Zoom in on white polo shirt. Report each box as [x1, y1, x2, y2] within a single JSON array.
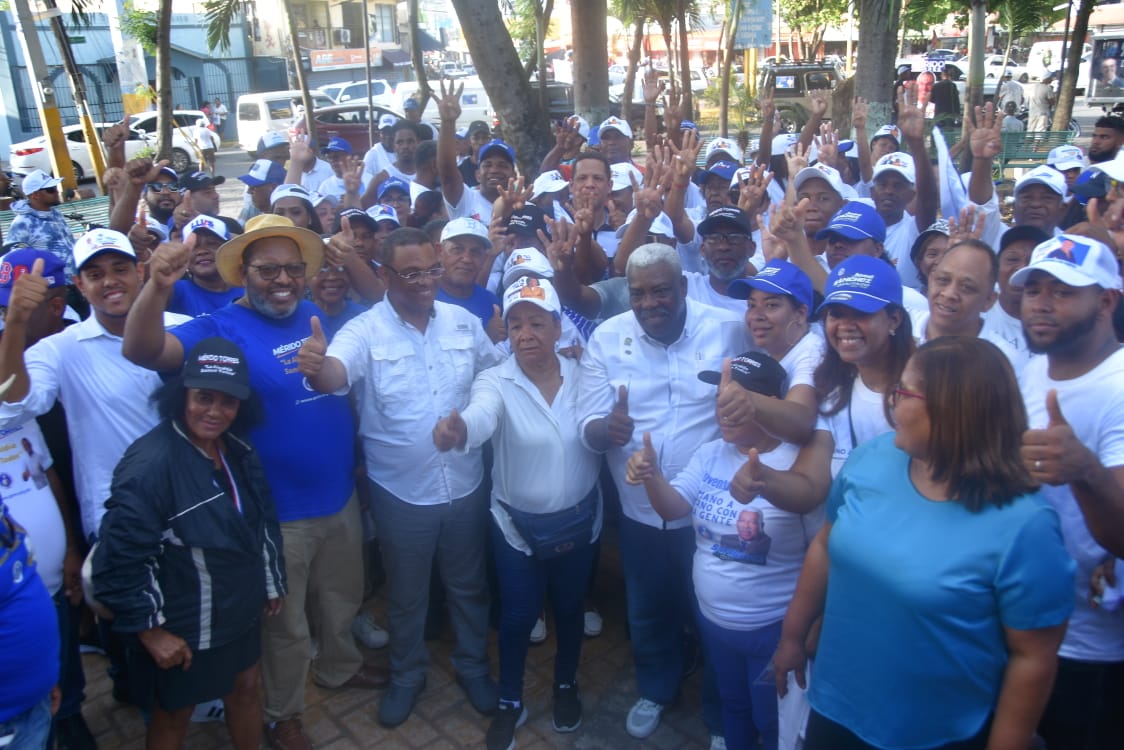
[[578, 298, 750, 528]]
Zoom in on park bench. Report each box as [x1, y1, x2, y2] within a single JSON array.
[[995, 130, 1077, 178], [0, 195, 112, 244]]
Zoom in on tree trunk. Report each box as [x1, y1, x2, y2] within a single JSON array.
[[718, 18, 731, 135], [449, 0, 548, 173], [622, 18, 645, 125], [1053, 0, 1095, 131], [662, 27, 676, 91], [855, 0, 902, 129], [677, 1, 692, 116], [966, 0, 987, 115], [155, 0, 173, 162], [283, 0, 315, 139], [408, 0, 431, 110], [571, 0, 611, 125]]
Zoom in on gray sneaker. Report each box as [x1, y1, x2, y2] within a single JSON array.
[[378, 680, 425, 727]]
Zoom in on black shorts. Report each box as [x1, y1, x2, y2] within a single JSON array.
[[127, 624, 261, 713]]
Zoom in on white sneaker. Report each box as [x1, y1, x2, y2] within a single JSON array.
[[710, 734, 728, 750], [625, 697, 664, 738], [583, 608, 603, 637], [310, 638, 320, 661], [190, 698, 225, 723], [352, 611, 390, 649], [530, 616, 547, 644]]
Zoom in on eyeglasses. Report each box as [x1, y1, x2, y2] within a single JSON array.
[[248, 262, 307, 280], [890, 383, 926, 406], [703, 232, 751, 246], [445, 244, 487, 257], [384, 265, 444, 282], [147, 182, 182, 193]]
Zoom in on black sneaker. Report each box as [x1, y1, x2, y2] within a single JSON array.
[[552, 682, 582, 733], [485, 701, 527, 750]]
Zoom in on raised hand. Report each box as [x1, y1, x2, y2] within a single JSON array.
[[625, 431, 660, 485], [737, 164, 773, 214], [947, 205, 985, 244], [101, 119, 131, 151], [716, 358, 756, 427], [437, 78, 464, 123], [969, 102, 1002, 160], [148, 233, 194, 290], [784, 143, 810, 180], [1022, 390, 1095, 486], [896, 85, 924, 141], [606, 384, 634, 447], [125, 157, 168, 188], [642, 68, 664, 105], [809, 90, 828, 118], [290, 133, 315, 167], [758, 208, 788, 262], [485, 304, 506, 344], [815, 124, 840, 169], [173, 189, 197, 229], [297, 316, 328, 378], [758, 93, 776, 126], [433, 408, 468, 451], [669, 128, 702, 186], [4, 258, 49, 327], [852, 97, 869, 130], [325, 215, 358, 267], [571, 194, 595, 237], [543, 218, 577, 273], [731, 448, 768, 504], [127, 203, 154, 260], [496, 176, 533, 214], [342, 157, 364, 195], [769, 198, 810, 244]]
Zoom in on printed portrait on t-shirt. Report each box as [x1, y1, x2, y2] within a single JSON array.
[[20, 436, 48, 490], [714, 508, 772, 565]]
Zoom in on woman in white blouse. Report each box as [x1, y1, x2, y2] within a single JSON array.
[[432, 277, 600, 750]]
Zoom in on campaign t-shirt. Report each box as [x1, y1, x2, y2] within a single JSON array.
[[818, 375, 894, 478], [437, 285, 501, 328], [168, 280, 244, 318], [0, 421, 64, 595], [685, 272, 747, 315], [671, 439, 821, 631], [778, 329, 826, 393], [171, 300, 355, 522], [317, 300, 368, 341]]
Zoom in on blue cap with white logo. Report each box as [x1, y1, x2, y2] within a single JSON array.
[[816, 255, 903, 315], [815, 201, 887, 243], [728, 260, 814, 312]]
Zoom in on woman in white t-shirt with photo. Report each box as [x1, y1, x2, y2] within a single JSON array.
[[626, 351, 833, 750]]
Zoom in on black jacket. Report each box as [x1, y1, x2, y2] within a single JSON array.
[[93, 419, 286, 650]]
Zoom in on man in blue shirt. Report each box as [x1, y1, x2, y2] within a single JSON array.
[[436, 217, 504, 342], [122, 214, 388, 750]]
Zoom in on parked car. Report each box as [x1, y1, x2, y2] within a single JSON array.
[[236, 90, 336, 152], [926, 49, 962, 62], [9, 123, 151, 181], [757, 60, 845, 132], [128, 109, 210, 173], [307, 103, 407, 153], [317, 83, 348, 102], [332, 79, 396, 108], [608, 64, 628, 86]]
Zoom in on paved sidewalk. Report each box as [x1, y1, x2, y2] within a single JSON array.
[[79, 535, 713, 749]]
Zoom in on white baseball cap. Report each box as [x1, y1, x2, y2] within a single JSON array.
[[1010, 234, 1123, 290], [872, 152, 916, 184], [1015, 165, 1067, 197], [440, 217, 492, 249], [378, 113, 399, 129], [21, 169, 63, 195], [73, 228, 136, 271], [568, 115, 591, 140], [184, 214, 232, 242], [532, 169, 569, 196], [269, 183, 313, 206], [503, 276, 561, 319], [502, 248, 554, 288], [871, 124, 902, 146], [1047, 145, 1085, 173], [611, 162, 644, 192], [794, 163, 849, 198], [365, 204, 400, 227], [704, 137, 743, 164], [598, 116, 633, 140], [615, 209, 674, 240]]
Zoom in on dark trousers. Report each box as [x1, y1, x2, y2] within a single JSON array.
[[806, 710, 990, 750], [1038, 657, 1124, 750]]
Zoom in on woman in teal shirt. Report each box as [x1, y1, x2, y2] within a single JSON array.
[[776, 336, 1075, 749]]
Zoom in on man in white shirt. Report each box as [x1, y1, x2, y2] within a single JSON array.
[[298, 227, 505, 728], [285, 135, 336, 194], [869, 150, 938, 291], [793, 163, 857, 260], [362, 113, 399, 177], [578, 243, 748, 739], [1015, 233, 1124, 749], [691, 206, 762, 314]]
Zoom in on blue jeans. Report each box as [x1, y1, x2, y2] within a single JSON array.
[[617, 516, 694, 705], [696, 611, 783, 750], [491, 520, 596, 701], [0, 695, 52, 750], [53, 592, 85, 720]]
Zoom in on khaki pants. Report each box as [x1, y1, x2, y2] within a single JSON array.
[[261, 494, 364, 721]]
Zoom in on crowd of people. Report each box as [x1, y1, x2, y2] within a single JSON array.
[[0, 70, 1122, 750]]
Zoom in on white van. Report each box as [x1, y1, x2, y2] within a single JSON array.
[[236, 90, 336, 151], [1027, 41, 1092, 92], [395, 77, 492, 129]]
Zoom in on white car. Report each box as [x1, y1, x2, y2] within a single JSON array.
[[9, 123, 152, 181], [331, 79, 397, 109], [608, 64, 628, 86], [128, 110, 211, 173]]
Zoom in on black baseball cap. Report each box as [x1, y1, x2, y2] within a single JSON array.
[[178, 171, 226, 191], [507, 205, 549, 238], [698, 351, 786, 398], [697, 206, 753, 236], [183, 337, 251, 400]]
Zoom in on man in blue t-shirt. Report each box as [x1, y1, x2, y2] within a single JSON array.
[[168, 214, 244, 317], [121, 214, 388, 749], [436, 217, 505, 343]]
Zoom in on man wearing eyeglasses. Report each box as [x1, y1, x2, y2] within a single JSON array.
[[298, 226, 505, 728], [123, 213, 388, 750], [6, 170, 76, 276], [142, 165, 182, 226], [690, 207, 763, 314]]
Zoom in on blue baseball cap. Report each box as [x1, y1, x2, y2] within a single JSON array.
[[695, 160, 740, 185], [239, 159, 286, 187], [587, 125, 600, 148], [680, 120, 699, 132], [727, 260, 813, 312], [0, 248, 67, 306], [478, 139, 516, 164], [815, 201, 887, 243], [322, 137, 353, 155], [377, 178, 411, 200], [816, 255, 903, 315]]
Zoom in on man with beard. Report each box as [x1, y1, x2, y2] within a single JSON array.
[[1014, 233, 1124, 750], [688, 207, 761, 313], [143, 165, 182, 226], [6, 171, 75, 275], [578, 242, 748, 740], [436, 217, 504, 342], [167, 215, 244, 316], [122, 214, 387, 750], [297, 227, 504, 728], [436, 81, 516, 227], [1088, 116, 1124, 164], [171, 171, 238, 236]]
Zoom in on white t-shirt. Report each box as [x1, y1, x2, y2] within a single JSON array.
[[982, 304, 1037, 373], [913, 312, 1024, 372], [363, 143, 392, 176], [317, 173, 371, 200], [300, 159, 335, 194], [883, 213, 922, 291], [445, 187, 495, 225], [778, 329, 826, 393], [671, 439, 824, 630], [818, 375, 894, 478], [1020, 348, 1124, 662], [1, 420, 64, 595], [686, 272, 748, 315]]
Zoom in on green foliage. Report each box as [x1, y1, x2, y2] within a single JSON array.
[[699, 81, 757, 127], [778, 0, 848, 41], [120, 2, 157, 54], [203, 0, 242, 52]]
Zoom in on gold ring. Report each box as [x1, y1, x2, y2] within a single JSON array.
[[1035, 459, 1042, 470]]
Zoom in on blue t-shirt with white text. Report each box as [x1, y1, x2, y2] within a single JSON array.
[[168, 280, 244, 318]]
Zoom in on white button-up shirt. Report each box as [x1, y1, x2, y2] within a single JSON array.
[[328, 299, 505, 504], [459, 354, 602, 554], [0, 313, 188, 537], [579, 298, 750, 528]]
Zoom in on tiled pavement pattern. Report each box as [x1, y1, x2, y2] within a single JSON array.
[[79, 534, 712, 749]]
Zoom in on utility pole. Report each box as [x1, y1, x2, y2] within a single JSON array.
[[11, 0, 78, 190]]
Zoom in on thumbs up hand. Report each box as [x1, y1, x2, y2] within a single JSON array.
[[485, 304, 506, 344], [626, 431, 661, 485], [5, 257, 49, 327], [433, 408, 468, 452], [731, 448, 768, 504], [1022, 389, 1094, 486], [606, 384, 635, 447], [716, 358, 755, 428], [297, 316, 328, 377]]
